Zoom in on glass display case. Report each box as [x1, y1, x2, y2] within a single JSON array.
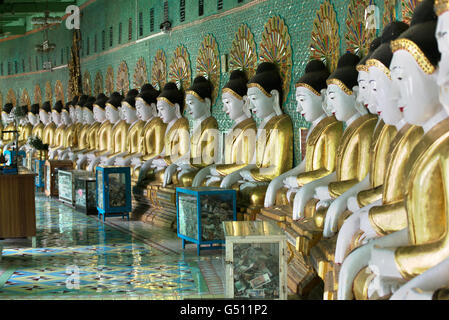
[[176, 187, 237, 256], [223, 221, 287, 300], [96, 166, 131, 221], [26, 150, 34, 171], [75, 176, 97, 215], [34, 159, 45, 189], [44, 160, 73, 197], [3, 150, 26, 167], [58, 170, 93, 206]]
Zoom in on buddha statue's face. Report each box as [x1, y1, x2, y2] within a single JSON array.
[[51, 111, 61, 125], [369, 67, 403, 125], [118, 106, 125, 120], [1, 111, 11, 123], [186, 94, 210, 121], [69, 106, 76, 123], [157, 100, 177, 124], [122, 102, 137, 124], [390, 51, 440, 126], [357, 71, 372, 112], [222, 92, 245, 121], [39, 110, 50, 125], [296, 86, 324, 122], [83, 109, 94, 124], [28, 113, 39, 126], [247, 87, 277, 119], [326, 84, 357, 122], [436, 12, 449, 114], [136, 98, 152, 121], [61, 111, 71, 126], [93, 106, 106, 122], [105, 104, 120, 123], [75, 106, 83, 123]]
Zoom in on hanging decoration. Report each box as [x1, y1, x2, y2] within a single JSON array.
[[151, 49, 167, 91], [310, 0, 340, 72], [83, 71, 92, 96], [105, 66, 115, 96], [116, 61, 130, 96], [34, 85, 42, 105], [229, 24, 257, 79], [68, 30, 82, 99], [402, 0, 421, 24], [133, 57, 148, 90], [345, 0, 377, 58], [260, 16, 293, 104], [196, 34, 221, 104], [169, 45, 192, 91], [54, 80, 64, 104], [94, 71, 104, 97]]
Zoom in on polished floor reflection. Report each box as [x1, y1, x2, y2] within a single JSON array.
[[0, 195, 225, 300]]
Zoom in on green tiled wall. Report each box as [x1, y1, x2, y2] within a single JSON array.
[[0, 0, 403, 165]]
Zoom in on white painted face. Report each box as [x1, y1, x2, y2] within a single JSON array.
[[69, 106, 76, 123], [357, 71, 372, 112], [93, 106, 106, 122], [118, 106, 125, 120], [105, 104, 120, 123], [51, 111, 61, 125], [185, 94, 210, 120], [368, 67, 403, 125], [83, 109, 94, 124], [39, 110, 50, 125], [2, 111, 11, 123], [247, 86, 276, 119], [222, 92, 245, 121], [121, 102, 137, 124], [61, 111, 71, 126], [136, 98, 151, 121], [75, 106, 83, 123], [436, 12, 449, 114], [157, 100, 177, 124], [28, 113, 39, 126], [296, 86, 324, 122], [326, 84, 357, 122], [390, 51, 440, 126]]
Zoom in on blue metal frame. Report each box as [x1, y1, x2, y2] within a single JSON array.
[[96, 166, 131, 222], [176, 187, 237, 256], [34, 159, 45, 188], [3, 149, 26, 166]]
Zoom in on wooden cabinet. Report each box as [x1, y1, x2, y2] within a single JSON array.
[[0, 173, 36, 238]]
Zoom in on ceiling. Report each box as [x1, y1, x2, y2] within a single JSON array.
[[0, 0, 83, 37]]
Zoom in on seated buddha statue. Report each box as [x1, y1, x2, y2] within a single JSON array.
[[219, 62, 293, 213], [116, 84, 166, 173], [48, 101, 66, 160], [338, 0, 449, 299], [0, 103, 15, 152], [137, 82, 189, 187], [40, 101, 56, 150], [29, 103, 44, 140], [291, 53, 378, 233], [86, 92, 124, 171], [192, 70, 256, 188], [71, 94, 110, 166], [162, 76, 219, 188], [100, 89, 140, 166], [320, 22, 410, 239], [16, 105, 33, 148], [57, 101, 76, 160], [263, 60, 341, 212]]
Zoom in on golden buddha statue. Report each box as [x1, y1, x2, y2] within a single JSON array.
[[29, 104, 44, 140], [40, 101, 56, 148], [219, 62, 294, 215], [48, 101, 66, 160], [0, 103, 15, 153], [16, 105, 33, 149], [162, 76, 219, 188]]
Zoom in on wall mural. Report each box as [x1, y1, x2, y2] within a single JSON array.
[[383, 0, 397, 28], [45, 81, 52, 104], [345, 0, 377, 58], [260, 16, 293, 104], [7, 88, 17, 107], [105, 66, 115, 96], [229, 24, 257, 79], [133, 57, 148, 90], [402, 0, 422, 24], [94, 71, 104, 97], [151, 49, 167, 91], [116, 61, 130, 96], [34, 85, 42, 105], [169, 45, 192, 91], [196, 34, 221, 105], [310, 0, 340, 72], [67, 80, 73, 102], [55, 80, 65, 104], [83, 70, 92, 96], [20, 88, 31, 110]]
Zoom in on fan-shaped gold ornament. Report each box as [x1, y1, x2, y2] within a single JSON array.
[[94, 72, 104, 97], [196, 34, 221, 104], [55, 80, 65, 104], [83, 71, 92, 96], [260, 16, 293, 104], [133, 57, 148, 90], [151, 50, 167, 91], [116, 61, 130, 96], [169, 45, 192, 91], [45, 81, 52, 104], [34, 85, 42, 105], [383, 0, 397, 28], [229, 24, 257, 79], [7, 88, 17, 107], [345, 0, 377, 57], [402, 0, 421, 24], [20, 89, 31, 110], [105, 66, 115, 96], [67, 80, 73, 102], [310, 1, 340, 72]]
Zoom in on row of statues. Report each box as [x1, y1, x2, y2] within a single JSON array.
[[2, 0, 449, 300]]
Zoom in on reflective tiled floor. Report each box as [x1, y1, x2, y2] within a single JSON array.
[[0, 194, 225, 300]]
